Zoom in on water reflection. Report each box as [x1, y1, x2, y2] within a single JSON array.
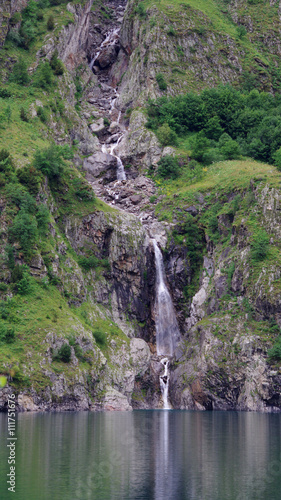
[[0, 411, 280, 500]]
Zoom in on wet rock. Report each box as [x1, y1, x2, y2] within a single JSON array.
[[89, 117, 106, 135], [96, 44, 120, 69], [83, 152, 117, 183]]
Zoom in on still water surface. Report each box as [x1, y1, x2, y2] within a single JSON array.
[[0, 410, 280, 500]]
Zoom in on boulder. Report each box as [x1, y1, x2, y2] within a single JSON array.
[[83, 152, 117, 183], [95, 44, 119, 69]]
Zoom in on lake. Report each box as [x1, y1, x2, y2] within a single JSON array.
[[0, 410, 280, 499]]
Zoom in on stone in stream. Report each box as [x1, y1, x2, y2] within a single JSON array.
[[83, 152, 117, 183]]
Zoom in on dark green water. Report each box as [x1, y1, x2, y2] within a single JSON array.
[[0, 410, 280, 500]]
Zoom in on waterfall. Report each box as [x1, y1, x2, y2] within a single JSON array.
[[152, 239, 181, 357], [89, 28, 126, 182], [152, 239, 181, 409], [160, 358, 171, 410]]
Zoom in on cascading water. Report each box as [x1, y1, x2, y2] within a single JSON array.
[[89, 28, 126, 182], [152, 239, 181, 409], [160, 358, 171, 410]]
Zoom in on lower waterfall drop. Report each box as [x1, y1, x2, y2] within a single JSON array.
[[160, 358, 171, 410], [152, 239, 181, 409]]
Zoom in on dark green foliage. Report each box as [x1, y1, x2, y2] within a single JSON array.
[[251, 231, 269, 261], [92, 329, 107, 347], [37, 106, 48, 123], [50, 50, 64, 75], [237, 25, 247, 39], [37, 11, 44, 21], [135, 2, 146, 18], [0, 322, 15, 344], [167, 26, 175, 36], [33, 62, 54, 89], [33, 144, 64, 179], [36, 204, 50, 235], [226, 262, 235, 289], [156, 73, 167, 91], [47, 15, 55, 30], [9, 211, 38, 257], [0, 150, 15, 179], [147, 86, 281, 165], [103, 117, 110, 127], [5, 184, 37, 213], [20, 107, 29, 122], [16, 165, 42, 194], [9, 59, 30, 85], [5, 245, 15, 270], [0, 283, 8, 292], [0, 301, 9, 319], [157, 155, 180, 179], [53, 343, 71, 363], [78, 256, 100, 270], [0, 88, 12, 99], [73, 177, 94, 201], [268, 337, 281, 361], [9, 12, 21, 26], [156, 123, 178, 146]]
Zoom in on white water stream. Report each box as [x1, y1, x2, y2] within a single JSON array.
[[152, 239, 181, 409], [90, 28, 126, 182]]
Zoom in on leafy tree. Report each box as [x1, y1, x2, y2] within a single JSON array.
[[33, 62, 54, 89], [156, 73, 167, 91], [8, 211, 38, 257], [251, 231, 269, 261], [156, 123, 178, 146], [47, 15, 55, 31], [16, 165, 42, 194], [157, 155, 180, 179], [190, 131, 211, 163], [33, 144, 64, 179], [53, 344, 71, 363], [9, 58, 30, 85], [50, 50, 64, 75]]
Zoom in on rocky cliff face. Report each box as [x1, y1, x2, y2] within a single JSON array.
[[0, 0, 281, 413]]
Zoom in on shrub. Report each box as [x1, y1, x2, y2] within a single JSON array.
[[9, 12, 21, 26], [5, 184, 36, 213], [20, 107, 29, 122], [37, 106, 48, 123], [33, 62, 54, 89], [135, 2, 146, 17], [251, 231, 269, 262], [16, 165, 42, 194], [37, 11, 44, 21], [33, 144, 64, 179], [103, 117, 110, 127], [78, 256, 99, 270], [47, 15, 55, 30], [0, 150, 15, 175], [268, 337, 281, 361], [53, 344, 71, 363], [0, 88, 12, 98], [36, 204, 50, 235], [0, 323, 15, 344], [8, 211, 38, 257], [156, 123, 178, 147], [92, 329, 107, 347], [167, 26, 175, 36], [50, 50, 64, 75], [0, 283, 8, 292], [9, 58, 30, 85], [17, 272, 33, 295], [5, 245, 15, 270], [237, 25, 247, 39], [156, 73, 167, 91], [157, 155, 180, 179]]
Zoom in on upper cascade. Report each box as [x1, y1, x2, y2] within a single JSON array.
[[152, 239, 181, 357]]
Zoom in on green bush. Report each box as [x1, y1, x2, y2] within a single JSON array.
[[78, 256, 99, 270], [20, 107, 29, 122], [9, 12, 21, 26], [37, 106, 48, 123], [268, 337, 281, 361], [16, 165, 42, 194], [53, 343, 71, 363], [0, 88, 12, 98], [5, 184, 37, 213], [251, 231, 269, 261], [157, 155, 180, 179], [135, 2, 146, 17], [0, 323, 15, 344], [33, 62, 54, 89], [36, 204, 50, 235], [47, 15, 55, 30], [50, 50, 64, 75], [9, 58, 30, 85], [156, 123, 178, 147], [156, 73, 167, 91], [8, 211, 38, 257], [0, 283, 8, 292], [33, 144, 64, 179], [92, 329, 107, 347]]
